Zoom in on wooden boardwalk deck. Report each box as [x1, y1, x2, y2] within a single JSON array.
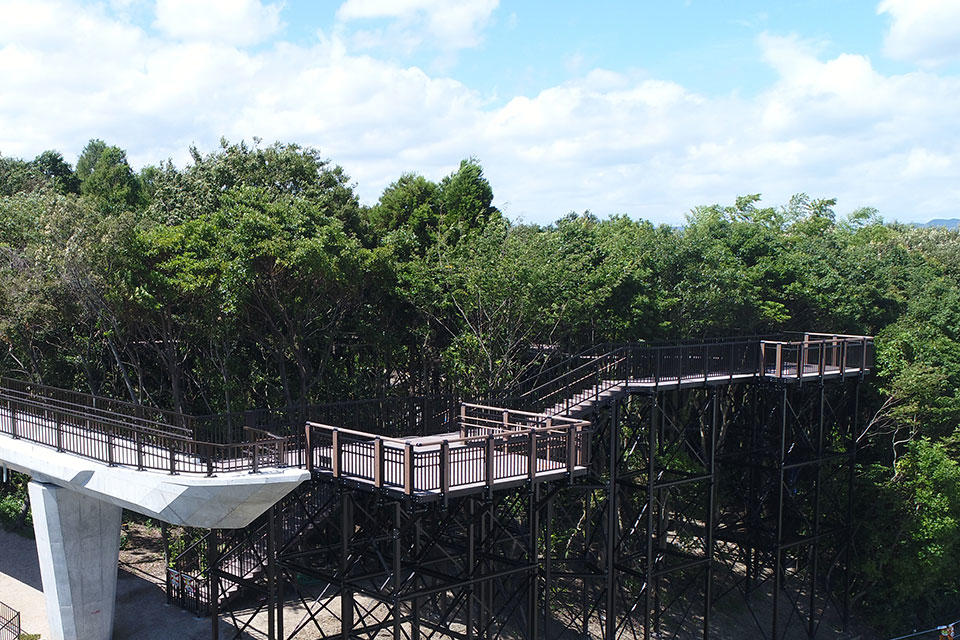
[[306, 405, 591, 500], [549, 364, 868, 417]]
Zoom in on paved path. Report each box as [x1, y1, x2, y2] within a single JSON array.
[[0, 529, 251, 639]]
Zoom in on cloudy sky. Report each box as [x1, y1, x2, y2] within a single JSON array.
[[1, 0, 958, 224]]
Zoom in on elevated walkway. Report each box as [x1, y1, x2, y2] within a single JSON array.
[[305, 403, 591, 500], [514, 333, 872, 417], [0, 332, 873, 640]]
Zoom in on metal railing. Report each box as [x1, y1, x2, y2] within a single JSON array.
[[191, 395, 458, 444], [0, 333, 872, 479], [305, 405, 590, 495], [0, 601, 20, 640], [0, 383, 296, 476], [514, 334, 874, 414], [760, 334, 874, 379]]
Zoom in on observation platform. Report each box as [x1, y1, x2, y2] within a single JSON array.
[[519, 333, 874, 417], [305, 404, 591, 500]]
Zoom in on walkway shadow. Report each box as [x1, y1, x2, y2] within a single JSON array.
[[0, 528, 42, 590]]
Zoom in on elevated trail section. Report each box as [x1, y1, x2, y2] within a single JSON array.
[[305, 404, 591, 501], [512, 332, 873, 418], [0, 378, 309, 529], [0, 333, 873, 513], [0, 332, 874, 640]]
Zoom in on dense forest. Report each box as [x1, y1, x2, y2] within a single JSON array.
[[1, 139, 958, 633]]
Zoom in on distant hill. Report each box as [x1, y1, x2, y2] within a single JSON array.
[[917, 218, 960, 229]]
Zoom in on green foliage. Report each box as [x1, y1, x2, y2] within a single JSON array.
[[856, 441, 960, 630], [78, 142, 142, 211], [0, 471, 32, 534], [2, 140, 960, 631]]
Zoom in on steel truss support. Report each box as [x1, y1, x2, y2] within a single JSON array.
[[200, 379, 860, 640], [539, 378, 860, 640], [256, 487, 548, 640]]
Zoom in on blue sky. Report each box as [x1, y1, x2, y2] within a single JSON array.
[[1, 0, 959, 224]]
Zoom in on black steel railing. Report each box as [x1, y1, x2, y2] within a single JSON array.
[[0, 601, 20, 640], [0, 383, 296, 476], [0, 333, 873, 478], [513, 334, 874, 414], [167, 482, 337, 616], [306, 405, 590, 495]]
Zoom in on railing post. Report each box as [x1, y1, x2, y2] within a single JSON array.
[[206, 443, 214, 477], [528, 430, 538, 482], [655, 346, 662, 389], [703, 343, 709, 382], [404, 442, 414, 495], [503, 409, 510, 431], [251, 441, 259, 474], [566, 426, 575, 476], [9, 401, 17, 439], [730, 342, 735, 382], [802, 333, 809, 371], [374, 438, 384, 488], [305, 426, 313, 473], [107, 427, 115, 466], [332, 429, 341, 478], [169, 440, 177, 475], [135, 430, 144, 471], [759, 342, 766, 378], [440, 440, 450, 495], [486, 435, 495, 489], [819, 343, 826, 377], [53, 415, 63, 451], [775, 344, 783, 378], [840, 341, 847, 376], [679, 345, 686, 387], [862, 338, 868, 372], [545, 418, 553, 463]]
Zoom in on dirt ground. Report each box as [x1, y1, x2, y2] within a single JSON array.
[[2, 522, 883, 640], [0, 526, 245, 640]]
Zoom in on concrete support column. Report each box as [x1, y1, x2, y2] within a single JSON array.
[[28, 481, 122, 640]]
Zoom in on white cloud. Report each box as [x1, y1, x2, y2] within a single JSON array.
[[336, 0, 499, 53], [1, 0, 960, 224], [154, 0, 283, 46], [878, 0, 960, 66]]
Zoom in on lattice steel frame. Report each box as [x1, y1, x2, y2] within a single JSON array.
[[540, 376, 862, 640], [201, 375, 862, 640]]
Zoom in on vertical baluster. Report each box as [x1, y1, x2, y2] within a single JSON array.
[[528, 430, 537, 481], [486, 435, 494, 488], [55, 414, 63, 452], [375, 438, 384, 488], [332, 429, 341, 478], [169, 438, 177, 475], [440, 440, 450, 494]]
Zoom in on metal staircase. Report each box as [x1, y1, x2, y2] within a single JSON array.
[[167, 482, 336, 616]]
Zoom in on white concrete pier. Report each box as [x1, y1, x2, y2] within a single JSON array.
[[29, 481, 122, 640], [0, 428, 308, 640]]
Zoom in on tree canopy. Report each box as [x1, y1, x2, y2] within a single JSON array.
[[0, 138, 957, 632]]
